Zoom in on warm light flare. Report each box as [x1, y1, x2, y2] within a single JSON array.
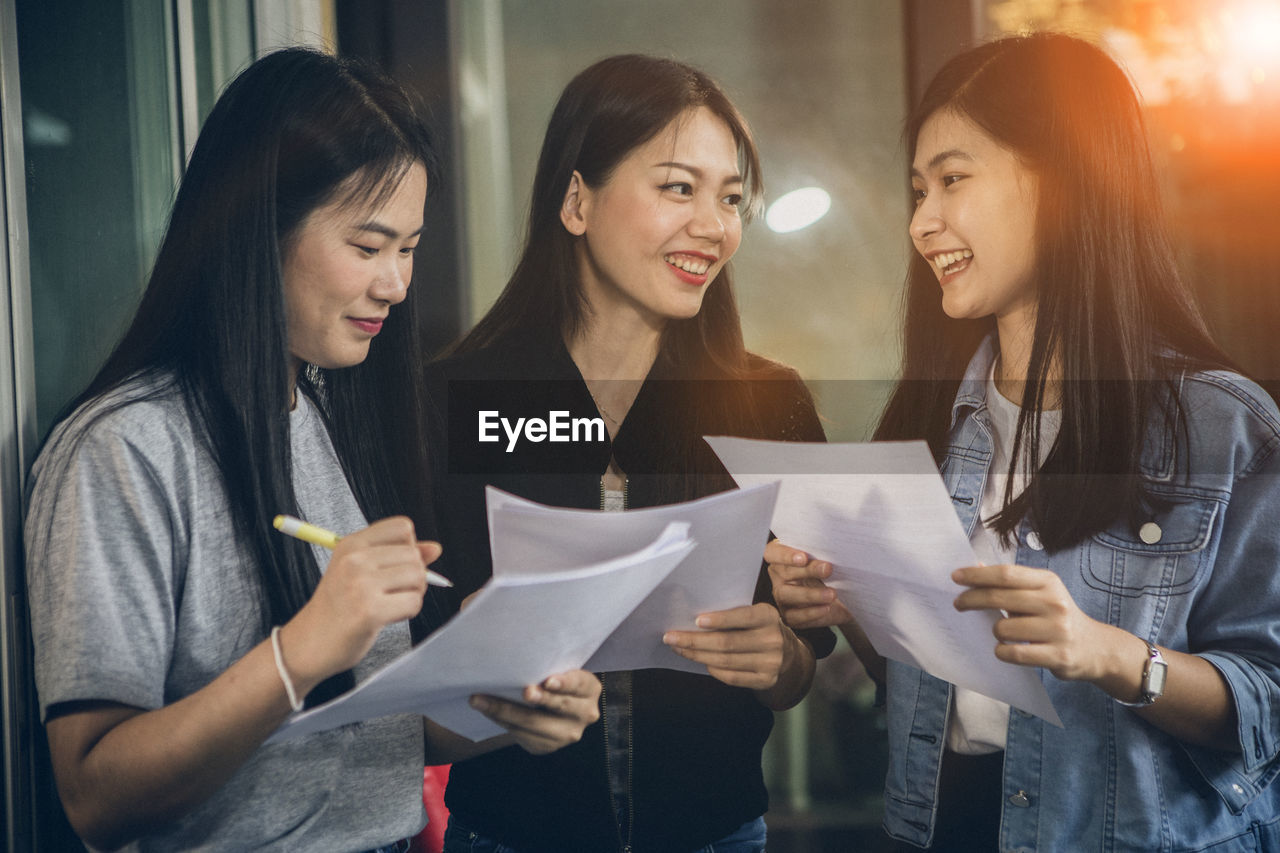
[[1223, 3, 1280, 69]]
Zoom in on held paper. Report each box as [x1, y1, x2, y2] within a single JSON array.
[[705, 436, 1061, 726], [485, 481, 780, 674], [269, 522, 694, 743]]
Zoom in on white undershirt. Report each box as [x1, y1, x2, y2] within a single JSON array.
[[946, 364, 1061, 754]]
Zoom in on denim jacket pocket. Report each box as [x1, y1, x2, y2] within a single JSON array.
[[1083, 495, 1220, 598]]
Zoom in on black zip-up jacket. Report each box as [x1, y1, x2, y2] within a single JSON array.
[[422, 331, 835, 853]]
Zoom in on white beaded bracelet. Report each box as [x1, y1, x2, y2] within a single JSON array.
[[270, 626, 304, 712]]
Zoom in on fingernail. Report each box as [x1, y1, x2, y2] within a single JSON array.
[[824, 589, 836, 602], [792, 552, 806, 565], [545, 677, 561, 690], [662, 632, 673, 644], [696, 615, 710, 628]]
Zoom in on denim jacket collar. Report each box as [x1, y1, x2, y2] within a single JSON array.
[[950, 336, 998, 432]]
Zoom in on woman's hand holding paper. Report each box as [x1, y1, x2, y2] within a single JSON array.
[[765, 539, 885, 683], [662, 601, 815, 710], [950, 563, 1110, 682], [765, 540, 849, 630], [662, 603, 791, 689], [469, 670, 602, 755]]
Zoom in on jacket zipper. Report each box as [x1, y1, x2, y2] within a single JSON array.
[[597, 474, 629, 510], [600, 474, 633, 852], [624, 680, 634, 852], [600, 678, 634, 853]]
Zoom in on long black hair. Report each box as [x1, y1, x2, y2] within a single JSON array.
[[58, 47, 442, 704], [876, 33, 1232, 549], [449, 53, 764, 380]]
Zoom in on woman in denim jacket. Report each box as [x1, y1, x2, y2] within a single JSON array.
[[768, 33, 1280, 851]]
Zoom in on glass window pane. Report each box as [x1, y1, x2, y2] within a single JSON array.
[[193, 0, 255, 123], [17, 0, 255, 436], [18, 0, 177, 435]]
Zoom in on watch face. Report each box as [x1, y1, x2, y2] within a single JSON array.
[[1148, 659, 1168, 697]]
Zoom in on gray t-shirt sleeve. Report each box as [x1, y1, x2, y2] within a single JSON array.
[[26, 397, 193, 719]]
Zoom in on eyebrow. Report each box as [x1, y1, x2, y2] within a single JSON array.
[[654, 161, 744, 185], [352, 222, 425, 239], [910, 148, 975, 178]]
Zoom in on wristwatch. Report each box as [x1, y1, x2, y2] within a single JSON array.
[[1118, 640, 1167, 707]]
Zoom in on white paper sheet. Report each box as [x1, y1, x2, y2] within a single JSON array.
[[485, 481, 780, 674], [705, 436, 1062, 726], [268, 522, 695, 743]]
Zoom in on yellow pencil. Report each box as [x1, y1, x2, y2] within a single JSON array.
[[272, 514, 453, 588]]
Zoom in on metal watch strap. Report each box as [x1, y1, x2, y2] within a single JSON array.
[[1116, 640, 1167, 708]]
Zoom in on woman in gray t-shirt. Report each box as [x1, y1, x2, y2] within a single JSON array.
[[24, 48, 600, 853]]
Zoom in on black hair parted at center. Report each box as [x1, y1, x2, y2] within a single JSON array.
[[55, 47, 443, 706]]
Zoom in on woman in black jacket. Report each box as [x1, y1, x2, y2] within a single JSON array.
[[426, 54, 833, 853]]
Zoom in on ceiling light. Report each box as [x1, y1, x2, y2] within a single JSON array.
[[765, 186, 831, 234]]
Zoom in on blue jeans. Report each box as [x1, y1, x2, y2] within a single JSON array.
[[693, 815, 768, 852], [442, 815, 767, 852]]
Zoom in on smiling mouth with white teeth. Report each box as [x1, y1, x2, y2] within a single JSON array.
[[665, 253, 713, 276], [933, 249, 973, 275]]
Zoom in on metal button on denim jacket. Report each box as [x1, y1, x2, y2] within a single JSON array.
[[882, 338, 1280, 852]]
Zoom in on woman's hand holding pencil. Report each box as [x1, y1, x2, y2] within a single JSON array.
[[271, 516, 445, 694], [274, 514, 452, 587]]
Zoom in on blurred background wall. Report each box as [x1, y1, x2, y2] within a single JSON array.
[[2, 0, 1277, 849]]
